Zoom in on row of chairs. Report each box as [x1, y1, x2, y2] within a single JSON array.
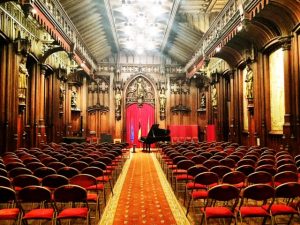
[[158, 141, 300, 224], [0, 184, 92, 225]]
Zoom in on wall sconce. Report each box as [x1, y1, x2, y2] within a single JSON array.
[[14, 31, 31, 55]]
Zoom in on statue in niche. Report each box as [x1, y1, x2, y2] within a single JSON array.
[[245, 65, 254, 99], [115, 88, 122, 111], [18, 56, 29, 102], [200, 93, 206, 109], [211, 84, 217, 109], [159, 89, 166, 112], [136, 77, 145, 99], [71, 86, 78, 110]]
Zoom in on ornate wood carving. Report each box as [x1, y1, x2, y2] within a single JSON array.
[[170, 77, 191, 114], [87, 75, 110, 113], [126, 76, 155, 106]]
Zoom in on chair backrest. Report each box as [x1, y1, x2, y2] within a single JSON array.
[[61, 157, 78, 166], [9, 167, 33, 178], [69, 174, 97, 189], [187, 165, 208, 177], [0, 168, 8, 177], [208, 184, 240, 202], [277, 163, 297, 173], [247, 171, 273, 185], [194, 172, 219, 186], [236, 165, 255, 176], [54, 184, 87, 202], [47, 161, 66, 171], [81, 166, 104, 177], [0, 175, 11, 187], [255, 165, 277, 176], [275, 182, 300, 199], [222, 171, 246, 185], [12, 174, 40, 188], [5, 162, 25, 171], [243, 184, 275, 201], [176, 160, 195, 170], [237, 159, 256, 167], [57, 166, 79, 178], [210, 165, 232, 179], [89, 161, 107, 170], [0, 186, 17, 203], [70, 161, 89, 171], [26, 162, 45, 172], [257, 159, 275, 167], [274, 171, 298, 185], [41, 174, 69, 189], [191, 155, 206, 165], [219, 158, 236, 168], [18, 185, 51, 202], [34, 167, 57, 178], [203, 159, 220, 169]]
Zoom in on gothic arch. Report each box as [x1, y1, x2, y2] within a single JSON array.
[[123, 73, 157, 107]]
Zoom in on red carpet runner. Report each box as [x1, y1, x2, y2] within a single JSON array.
[[99, 151, 190, 225], [112, 152, 176, 225]]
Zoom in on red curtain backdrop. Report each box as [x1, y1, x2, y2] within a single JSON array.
[[126, 103, 155, 147]]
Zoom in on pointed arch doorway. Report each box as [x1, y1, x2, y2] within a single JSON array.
[[125, 75, 156, 147]]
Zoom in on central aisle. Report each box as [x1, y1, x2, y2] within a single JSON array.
[[99, 151, 190, 225]]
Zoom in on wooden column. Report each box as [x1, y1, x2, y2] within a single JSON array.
[[38, 64, 47, 145], [229, 71, 235, 142], [280, 36, 295, 151]]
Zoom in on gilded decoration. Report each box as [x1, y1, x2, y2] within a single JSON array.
[[126, 76, 155, 106]]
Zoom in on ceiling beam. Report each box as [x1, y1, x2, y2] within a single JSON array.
[[160, 0, 182, 51]]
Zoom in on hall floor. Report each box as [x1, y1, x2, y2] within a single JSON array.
[[99, 149, 190, 225]]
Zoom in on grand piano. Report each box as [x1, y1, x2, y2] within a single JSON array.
[[140, 124, 171, 152]]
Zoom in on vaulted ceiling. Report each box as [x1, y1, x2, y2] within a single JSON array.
[[58, 0, 228, 66]]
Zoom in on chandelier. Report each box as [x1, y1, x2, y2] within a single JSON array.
[[121, 0, 165, 54]]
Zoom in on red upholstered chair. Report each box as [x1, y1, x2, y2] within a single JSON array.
[[200, 184, 240, 225], [236, 165, 255, 176], [5, 162, 25, 171], [186, 172, 219, 216], [57, 166, 79, 179], [47, 161, 66, 171], [210, 165, 232, 181], [0, 175, 12, 187], [273, 171, 298, 187], [18, 186, 55, 224], [238, 184, 275, 224], [26, 162, 45, 172], [69, 174, 102, 219], [219, 158, 236, 169], [70, 161, 89, 172], [12, 174, 40, 191], [33, 167, 56, 180], [203, 159, 220, 169], [41, 174, 69, 192], [8, 167, 33, 178], [247, 171, 273, 186], [0, 186, 21, 223], [277, 164, 297, 173], [173, 160, 195, 195], [54, 184, 91, 225], [237, 159, 256, 167], [266, 182, 300, 225], [222, 171, 246, 189]]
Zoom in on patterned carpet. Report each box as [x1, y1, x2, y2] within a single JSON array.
[[99, 150, 190, 225]]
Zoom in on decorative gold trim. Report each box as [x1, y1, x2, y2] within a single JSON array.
[[98, 152, 132, 225], [151, 153, 192, 225]]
